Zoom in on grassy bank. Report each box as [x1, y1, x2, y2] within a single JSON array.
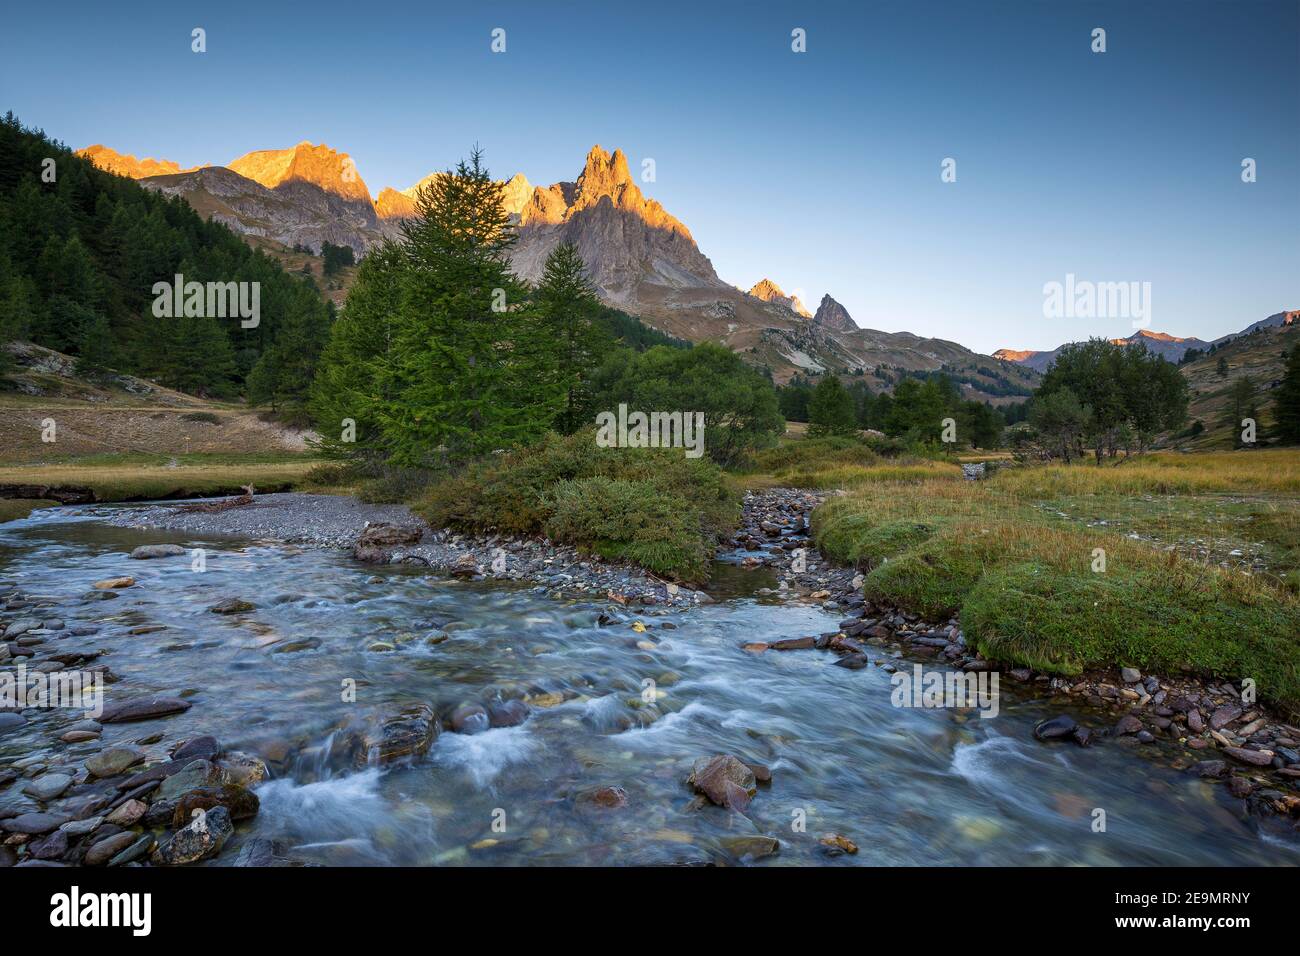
[[0, 453, 318, 503], [809, 449, 1300, 712]]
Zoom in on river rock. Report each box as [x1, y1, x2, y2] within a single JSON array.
[[1115, 715, 1143, 735], [92, 577, 134, 590], [0, 712, 25, 734], [59, 816, 103, 836], [3, 618, 40, 638], [105, 799, 148, 826], [153, 805, 232, 865], [217, 751, 268, 787], [208, 598, 255, 614], [363, 704, 438, 765], [85, 831, 138, 865], [450, 554, 479, 578], [449, 703, 490, 734], [819, 833, 859, 855], [1209, 704, 1242, 730], [1223, 746, 1274, 767], [722, 835, 780, 860], [688, 755, 757, 811], [1033, 715, 1078, 741], [235, 838, 277, 867], [107, 834, 153, 867], [1, 812, 70, 834], [24, 773, 73, 801], [157, 759, 220, 800], [60, 730, 100, 743], [173, 735, 221, 763], [1120, 667, 1142, 683], [770, 636, 816, 651], [353, 523, 422, 563], [29, 828, 69, 860], [487, 699, 529, 728], [100, 696, 192, 723], [86, 746, 145, 778], [581, 786, 629, 809], [171, 785, 259, 827], [129, 544, 186, 559]]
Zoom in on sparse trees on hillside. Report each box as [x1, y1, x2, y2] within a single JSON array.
[[1275, 345, 1300, 445], [0, 113, 333, 402], [1225, 376, 1260, 448]]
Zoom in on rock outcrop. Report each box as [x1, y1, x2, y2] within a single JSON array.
[[749, 279, 811, 318], [811, 294, 857, 332]]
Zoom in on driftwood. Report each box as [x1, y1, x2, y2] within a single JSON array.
[[177, 485, 256, 514]]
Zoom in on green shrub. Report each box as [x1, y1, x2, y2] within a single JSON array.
[[416, 430, 738, 581], [545, 477, 712, 579]]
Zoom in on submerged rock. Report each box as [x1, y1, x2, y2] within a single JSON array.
[[363, 703, 438, 765], [688, 755, 757, 811], [100, 696, 192, 723], [819, 833, 859, 855], [130, 544, 186, 560], [449, 703, 490, 734], [1033, 715, 1078, 741], [85, 746, 145, 778], [92, 576, 134, 590], [208, 598, 255, 615]]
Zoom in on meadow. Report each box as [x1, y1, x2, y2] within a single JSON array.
[[801, 446, 1300, 712]]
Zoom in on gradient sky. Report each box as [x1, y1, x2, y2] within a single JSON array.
[[3, 0, 1296, 353]]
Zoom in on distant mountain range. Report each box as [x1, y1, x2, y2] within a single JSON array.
[[995, 313, 1299, 371], [68, 142, 1034, 397]]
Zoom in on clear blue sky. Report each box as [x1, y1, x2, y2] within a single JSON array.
[[3, 0, 1296, 353]]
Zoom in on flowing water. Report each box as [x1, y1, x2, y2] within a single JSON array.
[[2, 504, 1297, 866]]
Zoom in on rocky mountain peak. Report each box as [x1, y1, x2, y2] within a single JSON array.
[[748, 279, 811, 317], [812, 294, 857, 331], [227, 142, 372, 205], [76, 145, 201, 179], [577, 145, 633, 195]]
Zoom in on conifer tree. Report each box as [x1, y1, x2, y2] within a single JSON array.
[[381, 149, 532, 467], [526, 241, 606, 433], [1275, 345, 1300, 445], [807, 374, 859, 436]]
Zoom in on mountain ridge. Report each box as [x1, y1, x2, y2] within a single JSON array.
[[997, 316, 1299, 371], [75, 138, 1037, 395]]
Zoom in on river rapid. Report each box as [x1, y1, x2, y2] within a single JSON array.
[[2, 503, 1297, 866]]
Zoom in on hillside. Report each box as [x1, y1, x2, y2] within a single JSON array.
[[0, 115, 333, 412], [1179, 320, 1300, 448]]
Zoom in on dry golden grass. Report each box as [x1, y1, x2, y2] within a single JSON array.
[[992, 449, 1300, 497], [0, 457, 317, 502]]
